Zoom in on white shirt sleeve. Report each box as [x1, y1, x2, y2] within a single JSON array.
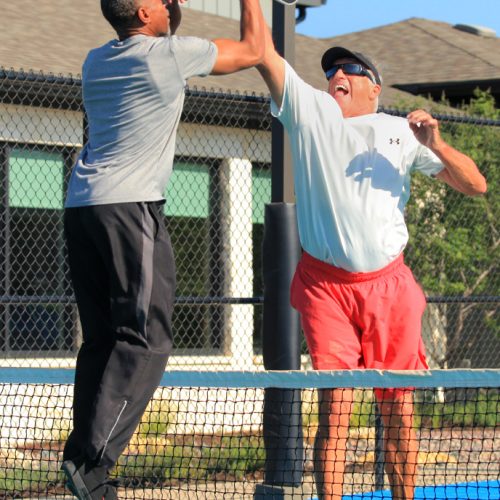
[[412, 143, 444, 177], [271, 61, 343, 133]]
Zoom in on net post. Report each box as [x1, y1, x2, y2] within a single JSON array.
[[256, 200, 304, 498], [270, 0, 295, 205]]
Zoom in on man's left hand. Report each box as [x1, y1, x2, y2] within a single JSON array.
[[407, 110, 444, 151]]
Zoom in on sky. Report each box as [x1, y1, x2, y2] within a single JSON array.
[[295, 0, 500, 39]]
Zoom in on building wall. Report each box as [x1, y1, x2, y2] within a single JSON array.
[[183, 0, 274, 24], [0, 102, 275, 371]]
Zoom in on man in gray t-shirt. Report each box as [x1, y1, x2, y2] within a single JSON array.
[[65, 34, 216, 207], [62, 1, 266, 498]]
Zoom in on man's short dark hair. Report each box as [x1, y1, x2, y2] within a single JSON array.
[[101, 0, 138, 30]]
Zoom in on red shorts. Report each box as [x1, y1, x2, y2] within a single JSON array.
[[291, 252, 428, 376]]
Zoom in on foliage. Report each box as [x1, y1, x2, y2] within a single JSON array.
[[404, 89, 498, 293], [136, 399, 177, 437], [415, 388, 500, 428], [397, 89, 499, 366], [306, 387, 499, 430]]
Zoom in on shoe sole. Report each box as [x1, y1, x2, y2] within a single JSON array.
[[61, 460, 92, 500]]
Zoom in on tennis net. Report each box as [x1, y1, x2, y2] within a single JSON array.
[[0, 368, 498, 499]]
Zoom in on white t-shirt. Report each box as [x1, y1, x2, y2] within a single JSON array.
[[272, 62, 444, 272], [66, 35, 217, 207]]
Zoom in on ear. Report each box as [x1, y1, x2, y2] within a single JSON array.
[[370, 83, 382, 100], [136, 5, 151, 24]]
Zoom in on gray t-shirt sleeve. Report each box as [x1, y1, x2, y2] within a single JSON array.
[[170, 36, 218, 80]]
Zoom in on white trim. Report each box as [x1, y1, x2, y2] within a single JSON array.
[[100, 400, 128, 459], [0, 103, 82, 147]]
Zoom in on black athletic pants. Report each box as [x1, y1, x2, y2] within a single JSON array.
[[63, 202, 175, 469]]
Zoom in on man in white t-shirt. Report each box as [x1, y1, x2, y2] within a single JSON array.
[[61, 1, 266, 498], [257, 27, 487, 500]]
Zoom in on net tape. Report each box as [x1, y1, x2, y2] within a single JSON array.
[[1, 367, 498, 387]]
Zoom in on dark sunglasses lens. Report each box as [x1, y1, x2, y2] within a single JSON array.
[[326, 63, 376, 83], [326, 63, 363, 80], [342, 64, 364, 75]]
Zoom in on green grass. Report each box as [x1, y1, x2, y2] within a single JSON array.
[[303, 388, 500, 430], [415, 389, 500, 428], [114, 435, 265, 484], [0, 466, 62, 496], [350, 398, 377, 428], [137, 399, 177, 436]]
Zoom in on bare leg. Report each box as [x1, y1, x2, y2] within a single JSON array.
[[314, 388, 354, 500], [377, 391, 418, 500]]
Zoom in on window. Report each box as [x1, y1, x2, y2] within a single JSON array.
[[252, 167, 271, 224], [1, 150, 270, 358], [165, 159, 217, 351], [1, 145, 75, 355], [9, 149, 64, 209], [251, 164, 271, 352], [165, 162, 210, 218]]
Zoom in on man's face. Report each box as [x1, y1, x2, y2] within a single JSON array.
[[327, 57, 381, 118], [139, 0, 170, 36]]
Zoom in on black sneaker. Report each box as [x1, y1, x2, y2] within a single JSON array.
[[101, 479, 120, 500], [101, 481, 118, 500], [62, 459, 111, 500]]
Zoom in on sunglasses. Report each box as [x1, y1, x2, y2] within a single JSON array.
[[325, 63, 376, 84]]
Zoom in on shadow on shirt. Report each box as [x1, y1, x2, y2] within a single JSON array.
[[345, 150, 405, 197]]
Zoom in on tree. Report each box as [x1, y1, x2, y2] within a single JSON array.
[[402, 90, 499, 367]]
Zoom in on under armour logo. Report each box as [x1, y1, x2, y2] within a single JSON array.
[[390, 138, 400, 145]]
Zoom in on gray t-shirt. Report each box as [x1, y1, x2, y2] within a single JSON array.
[[65, 34, 217, 207]]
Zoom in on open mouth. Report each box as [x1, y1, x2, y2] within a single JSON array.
[[334, 84, 349, 95]]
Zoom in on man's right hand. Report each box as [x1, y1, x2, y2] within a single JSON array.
[[211, 0, 265, 75]]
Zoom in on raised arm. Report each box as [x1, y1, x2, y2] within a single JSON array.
[[166, 0, 185, 35], [211, 0, 265, 75], [256, 22, 286, 107], [407, 110, 487, 196]]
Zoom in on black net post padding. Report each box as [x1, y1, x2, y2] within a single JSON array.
[[374, 405, 385, 490], [262, 203, 301, 370], [261, 202, 303, 486]]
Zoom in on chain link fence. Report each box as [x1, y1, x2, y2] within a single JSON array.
[[0, 68, 498, 370]]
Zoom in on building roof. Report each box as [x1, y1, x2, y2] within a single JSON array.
[[322, 18, 500, 105], [1, 1, 499, 106]]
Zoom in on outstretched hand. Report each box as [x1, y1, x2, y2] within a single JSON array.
[[407, 109, 443, 151]]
